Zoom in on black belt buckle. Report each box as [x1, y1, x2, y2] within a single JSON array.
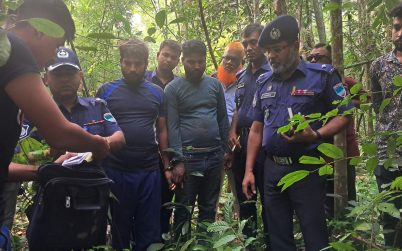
[[272, 156, 293, 165]]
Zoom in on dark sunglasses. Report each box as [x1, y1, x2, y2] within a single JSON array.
[[306, 54, 329, 62]]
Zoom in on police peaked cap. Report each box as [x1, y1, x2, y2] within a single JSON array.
[[258, 15, 299, 47]]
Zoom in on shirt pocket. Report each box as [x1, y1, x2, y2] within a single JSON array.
[[84, 124, 104, 136], [289, 95, 316, 116], [260, 94, 279, 127]]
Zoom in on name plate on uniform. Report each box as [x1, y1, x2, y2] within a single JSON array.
[[261, 92, 276, 99]]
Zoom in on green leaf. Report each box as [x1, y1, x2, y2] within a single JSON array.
[[391, 176, 402, 190], [75, 46, 98, 52], [277, 124, 292, 134], [299, 156, 326, 165], [350, 83, 363, 94], [213, 234, 236, 248], [306, 113, 322, 119], [146, 243, 164, 251], [4, 0, 23, 11], [144, 36, 156, 43], [207, 221, 230, 232], [378, 202, 401, 219], [349, 157, 362, 166], [169, 17, 186, 24], [366, 157, 379, 174], [330, 241, 357, 251], [192, 245, 209, 250], [362, 143, 377, 156], [155, 10, 166, 28], [147, 27, 157, 36], [392, 75, 402, 87], [393, 87, 402, 96], [277, 170, 310, 192], [323, 2, 340, 11], [354, 222, 371, 231], [238, 219, 247, 234], [181, 221, 190, 235], [317, 143, 344, 159], [318, 165, 334, 176], [295, 121, 310, 132], [244, 237, 256, 247], [367, 0, 382, 12], [180, 237, 195, 251], [87, 32, 116, 39], [26, 18, 65, 38], [379, 98, 391, 113], [0, 31, 11, 67]]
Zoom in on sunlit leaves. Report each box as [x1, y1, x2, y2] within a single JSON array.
[[277, 170, 310, 192], [378, 202, 401, 219], [318, 165, 334, 176], [0, 31, 11, 67], [299, 156, 326, 165], [361, 143, 377, 156], [87, 32, 116, 39], [318, 143, 344, 159], [155, 10, 167, 28], [391, 177, 402, 191], [27, 18, 65, 38]]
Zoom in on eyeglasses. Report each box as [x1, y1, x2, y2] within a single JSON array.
[[265, 44, 290, 55], [222, 55, 241, 64], [307, 54, 330, 62]]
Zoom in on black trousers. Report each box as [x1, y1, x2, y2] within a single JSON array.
[[263, 157, 329, 251], [375, 165, 402, 248], [232, 130, 267, 238]]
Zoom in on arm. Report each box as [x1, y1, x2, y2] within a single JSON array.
[[5, 73, 110, 159], [242, 121, 263, 199], [228, 110, 240, 149], [165, 85, 183, 160], [216, 82, 230, 153], [157, 117, 170, 170], [106, 131, 125, 153]]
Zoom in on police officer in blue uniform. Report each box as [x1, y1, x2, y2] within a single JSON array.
[[242, 16, 353, 250], [228, 23, 270, 239], [45, 48, 125, 151]]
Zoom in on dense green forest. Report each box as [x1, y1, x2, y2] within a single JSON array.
[[1, 0, 401, 250]]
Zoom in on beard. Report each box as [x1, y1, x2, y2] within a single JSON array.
[[270, 52, 298, 75], [217, 64, 237, 86], [394, 39, 402, 52]]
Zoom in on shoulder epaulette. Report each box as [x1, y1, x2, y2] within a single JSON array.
[[256, 71, 274, 86], [305, 62, 335, 74], [236, 68, 247, 79]]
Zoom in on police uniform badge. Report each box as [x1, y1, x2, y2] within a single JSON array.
[[252, 94, 257, 108], [270, 27, 281, 40], [103, 113, 117, 123], [57, 49, 69, 59], [333, 83, 347, 98], [264, 108, 270, 120]]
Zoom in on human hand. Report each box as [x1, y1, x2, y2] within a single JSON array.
[[228, 131, 240, 151], [223, 153, 233, 170], [172, 162, 185, 187], [54, 152, 77, 164], [242, 171, 256, 200], [281, 125, 318, 143], [91, 135, 111, 161], [164, 170, 176, 190]]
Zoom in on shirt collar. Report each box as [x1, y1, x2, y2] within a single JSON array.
[[76, 96, 90, 108], [385, 50, 402, 64], [245, 58, 271, 75]]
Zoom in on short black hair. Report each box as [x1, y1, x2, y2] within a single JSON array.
[[119, 38, 149, 62], [314, 42, 331, 52], [159, 39, 181, 56], [182, 40, 206, 58], [390, 4, 402, 18], [241, 23, 264, 38], [13, 0, 75, 42]]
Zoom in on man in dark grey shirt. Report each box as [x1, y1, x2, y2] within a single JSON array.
[[165, 40, 229, 238]]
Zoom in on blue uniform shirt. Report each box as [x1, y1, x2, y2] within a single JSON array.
[[97, 79, 166, 170], [235, 60, 271, 129], [20, 96, 121, 143], [253, 60, 353, 157]]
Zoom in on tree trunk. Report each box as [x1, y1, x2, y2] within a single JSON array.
[[198, 0, 218, 69], [253, 0, 260, 23], [312, 0, 326, 43], [330, 0, 348, 216], [273, 0, 287, 16]]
